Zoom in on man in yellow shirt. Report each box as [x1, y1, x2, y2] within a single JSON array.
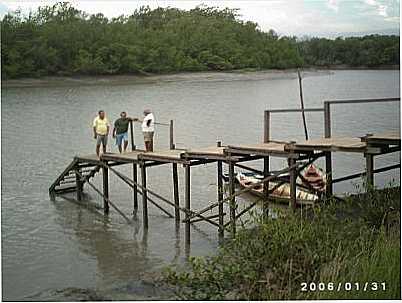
[[93, 110, 110, 157]]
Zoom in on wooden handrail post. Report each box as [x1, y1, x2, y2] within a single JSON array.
[[169, 120, 175, 150], [130, 120, 136, 151], [264, 110, 270, 143]]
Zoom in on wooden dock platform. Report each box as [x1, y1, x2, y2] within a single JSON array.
[[49, 97, 400, 244], [285, 137, 369, 153]]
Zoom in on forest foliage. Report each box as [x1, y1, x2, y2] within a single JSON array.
[[1, 2, 399, 79]]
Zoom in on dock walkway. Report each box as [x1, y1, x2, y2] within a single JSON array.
[[48, 97, 400, 243]]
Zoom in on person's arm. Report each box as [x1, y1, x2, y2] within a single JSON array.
[[106, 119, 110, 135], [112, 127, 116, 138], [93, 118, 97, 139]]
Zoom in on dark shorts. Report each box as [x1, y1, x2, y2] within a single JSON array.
[[143, 131, 154, 142], [96, 134, 108, 146]]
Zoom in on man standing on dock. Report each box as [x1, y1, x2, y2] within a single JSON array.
[[93, 110, 110, 157], [112, 111, 131, 153], [141, 109, 155, 152]]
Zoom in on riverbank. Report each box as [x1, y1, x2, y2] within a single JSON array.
[[2, 66, 398, 88], [163, 186, 401, 300]]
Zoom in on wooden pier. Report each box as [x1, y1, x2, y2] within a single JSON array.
[[49, 97, 400, 243]]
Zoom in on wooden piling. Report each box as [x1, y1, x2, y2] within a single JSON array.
[[288, 158, 297, 209], [324, 101, 333, 197], [217, 141, 224, 237], [133, 163, 138, 213], [365, 153, 374, 187], [102, 161, 109, 213], [228, 159, 236, 236], [75, 166, 83, 201], [184, 164, 191, 245], [263, 111, 270, 217], [141, 163, 148, 229], [172, 163, 180, 223], [263, 157, 269, 216]]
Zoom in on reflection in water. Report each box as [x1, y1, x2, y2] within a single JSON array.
[[51, 198, 166, 298]]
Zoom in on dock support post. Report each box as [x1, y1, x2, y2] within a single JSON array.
[[289, 158, 297, 209], [217, 141, 224, 238], [324, 101, 333, 197], [75, 165, 83, 201], [173, 163, 180, 223], [365, 153, 374, 187], [228, 159, 236, 236], [184, 164, 191, 245], [133, 163, 138, 213], [102, 161, 109, 213], [263, 111, 270, 218], [263, 157, 269, 217], [141, 163, 148, 229], [325, 153, 333, 197]]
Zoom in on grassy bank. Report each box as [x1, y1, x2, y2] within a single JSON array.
[[163, 186, 400, 300]]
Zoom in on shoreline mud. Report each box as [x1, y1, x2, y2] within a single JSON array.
[[2, 66, 398, 88]]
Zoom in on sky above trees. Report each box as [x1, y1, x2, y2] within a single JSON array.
[[0, 0, 399, 38]]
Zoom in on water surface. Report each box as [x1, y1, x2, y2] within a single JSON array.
[[2, 70, 400, 300]]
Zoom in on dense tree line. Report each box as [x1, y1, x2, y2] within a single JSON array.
[[299, 35, 399, 67], [1, 3, 399, 79]]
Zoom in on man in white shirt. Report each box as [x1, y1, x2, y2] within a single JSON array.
[[141, 109, 155, 152]]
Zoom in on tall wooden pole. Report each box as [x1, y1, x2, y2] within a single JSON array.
[[298, 69, 309, 140]]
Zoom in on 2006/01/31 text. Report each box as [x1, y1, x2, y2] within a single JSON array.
[[301, 282, 386, 292]]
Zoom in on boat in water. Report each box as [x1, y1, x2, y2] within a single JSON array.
[[223, 164, 326, 204], [301, 164, 326, 192]]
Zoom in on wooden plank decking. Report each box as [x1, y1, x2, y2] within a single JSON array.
[[361, 131, 401, 146], [285, 137, 369, 153], [75, 154, 101, 163], [101, 150, 145, 163], [75, 131, 400, 166], [139, 149, 187, 163], [184, 146, 231, 161], [226, 142, 298, 158]]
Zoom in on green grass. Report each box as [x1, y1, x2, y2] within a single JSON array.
[[163, 186, 400, 300]]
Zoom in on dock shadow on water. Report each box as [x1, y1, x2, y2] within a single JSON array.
[[26, 190, 222, 301]]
